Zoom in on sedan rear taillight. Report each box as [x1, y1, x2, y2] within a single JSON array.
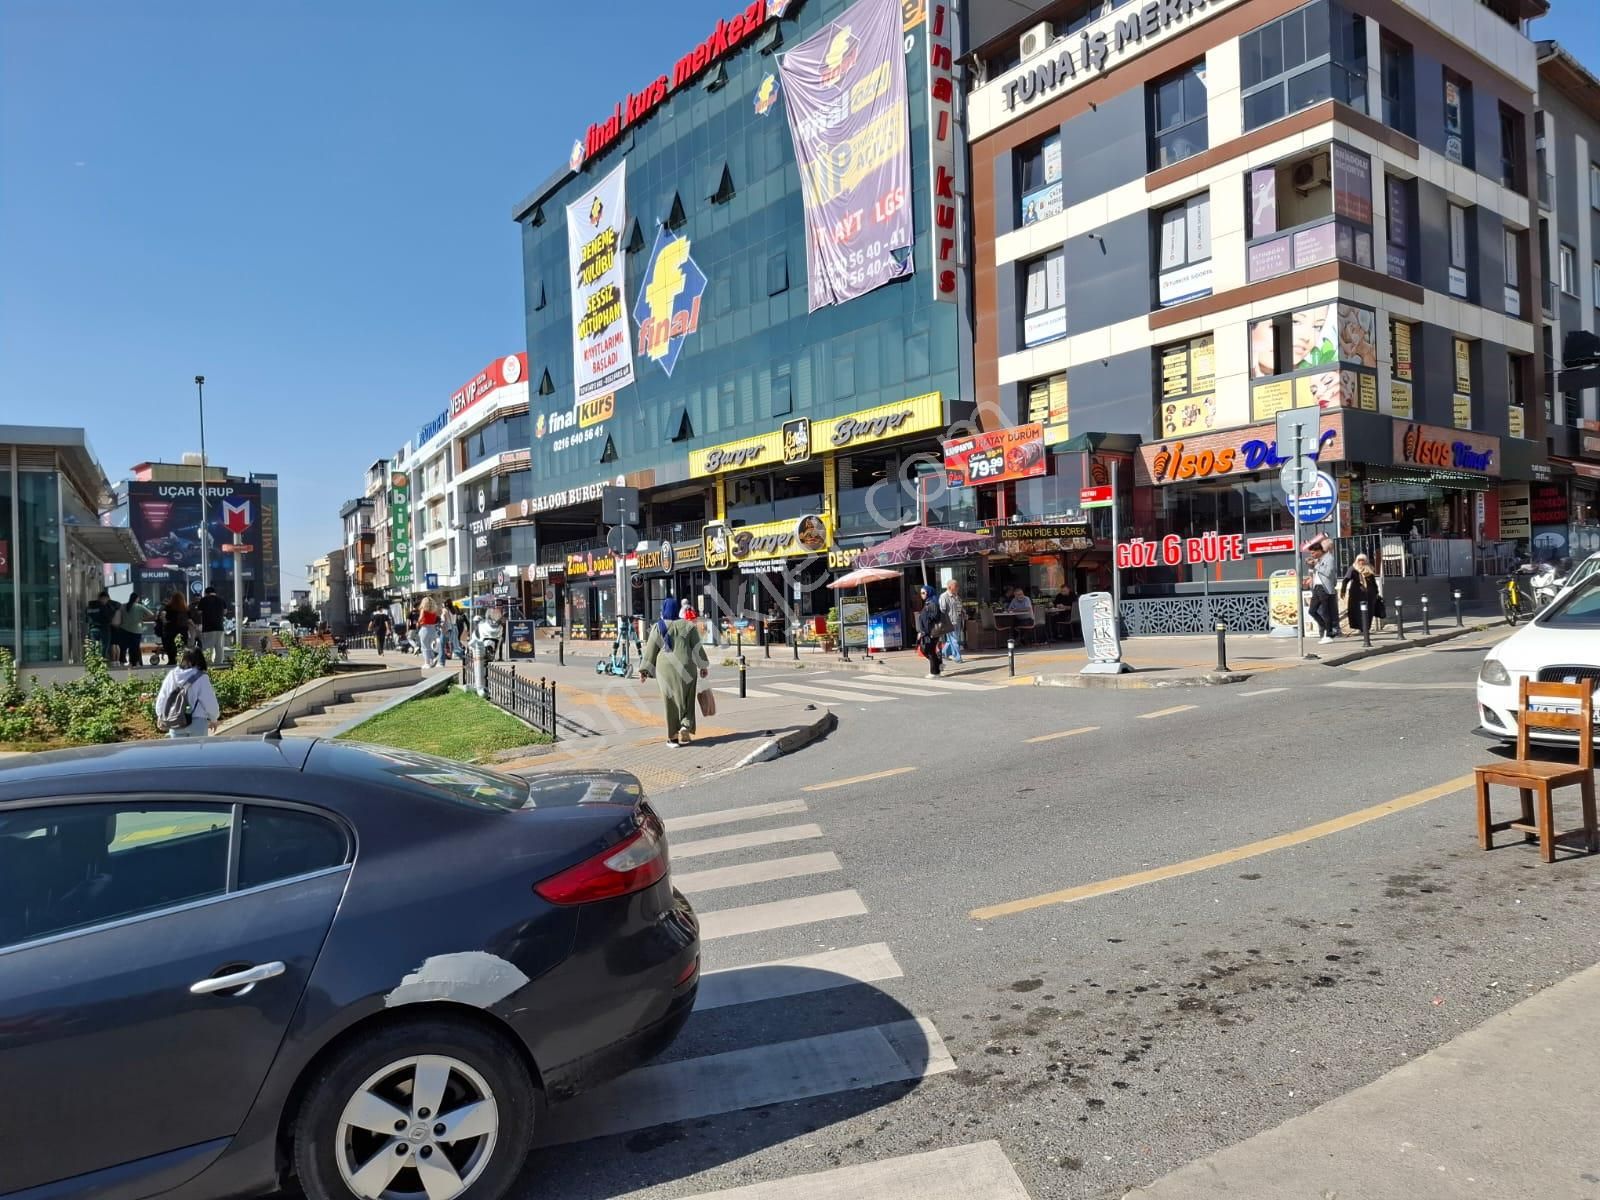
[[534, 820, 667, 905]]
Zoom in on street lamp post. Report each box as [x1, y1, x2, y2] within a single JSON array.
[[195, 375, 210, 593]]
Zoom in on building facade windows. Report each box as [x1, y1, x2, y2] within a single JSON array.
[[1239, 0, 1367, 134], [1021, 248, 1066, 347], [1443, 71, 1473, 166], [1448, 203, 1472, 298], [1503, 226, 1521, 316], [1155, 193, 1213, 307], [1591, 162, 1600, 209], [461, 413, 531, 471], [1148, 61, 1209, 171], [1385, 174, 1415, 280], [1245, 142, 1374, 283], [1559, 243, 1578, 295], [1380, 34, 1414, 136], [1018, 132, 1063, 227], [1498, 104, 1524, 194]]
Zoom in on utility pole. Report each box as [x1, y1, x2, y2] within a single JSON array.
[[195, 375, 210, 592]]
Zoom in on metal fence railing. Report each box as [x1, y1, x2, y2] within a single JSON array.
[[466, 656, 557, 739]]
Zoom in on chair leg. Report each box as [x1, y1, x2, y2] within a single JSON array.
[[1582, 776, 1598, 856], [1476, 775, 1493, 851], [1520, 788, 1536, 844], [1537, 783, 1556, 863]]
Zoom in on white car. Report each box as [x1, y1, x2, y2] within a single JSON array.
[[1478, 576, 1600, 745]]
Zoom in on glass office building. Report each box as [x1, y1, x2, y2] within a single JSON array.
[[512, 0, 973, 637]]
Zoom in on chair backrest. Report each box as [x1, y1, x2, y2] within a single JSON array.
[[1517, 678, 1595, 768]]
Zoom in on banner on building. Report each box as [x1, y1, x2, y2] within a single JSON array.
[[566, 161, 636, 402], [389, 471, 413, 588], [778, 0, 913, 311], [125, 481, 266, 619], [633, 227, 707, 377], [943, 424, 1047, 488]]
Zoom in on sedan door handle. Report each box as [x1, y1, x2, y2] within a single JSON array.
[[190, 961, 286, 996]]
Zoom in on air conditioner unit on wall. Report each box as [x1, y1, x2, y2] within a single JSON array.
[[1019, 22, 1051, 61], [1292, 154, 1331, 194]]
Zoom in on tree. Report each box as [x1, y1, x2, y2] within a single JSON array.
[[286, 603, 318, 631]]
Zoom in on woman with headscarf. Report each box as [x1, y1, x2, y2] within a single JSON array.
[[1340, 552, 1383, 634], [915, 584, 949, 677], [640, 598, 709, 746]]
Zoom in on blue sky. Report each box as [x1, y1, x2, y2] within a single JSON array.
[[2, 1, 1596, 598]]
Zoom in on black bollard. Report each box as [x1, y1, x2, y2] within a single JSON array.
[[1453, 589, 1463, 627], [739, 655, 747, 699], [1394, 598, 1406, 639], [1421, 595, 1431, 635], [792, 625, 799, 661], [558, 636, 565, 666], [1215, 621, 1229, 673], [1008, 637, 1016, 677], [762, 618, 770, 659], [1361, 602, 1371, 647]]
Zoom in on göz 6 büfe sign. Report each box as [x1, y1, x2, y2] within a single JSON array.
[[943, 424, 1047, 488], [1115, 533, 1245, 569]]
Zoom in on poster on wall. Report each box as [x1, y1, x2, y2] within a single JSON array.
[[566, 161, 636, 402], [126, 481, 265, 619], [943, 424, 1047, 488], [633, 227, 707, 377], [1390, 379, 1413, 419], [1453, 338, 1472, 394], [1393, 321, 1413, 381], [1508, 406, 1525, 439], [1452, 393, 1472, 429], [779, 0, 913, 310]]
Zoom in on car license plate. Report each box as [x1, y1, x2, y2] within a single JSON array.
[[1529, 702, 1600, 724]]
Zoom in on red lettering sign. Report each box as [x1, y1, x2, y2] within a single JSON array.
[[927, 1, 959, 301], [1246, 534, 1296, 555], [1115, 534, 1245, 570]]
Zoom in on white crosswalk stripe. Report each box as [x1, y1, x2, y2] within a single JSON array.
[[664, 799, 808, 833], [767, 680, 894, 702], [675, 851, 842, 895], [715, 685, 783, 699], [697, 889, 867, 940], [821, 675, 1006, 696], [671, 823, 824, 859], [696, 942, 904, 1010], [674, 1142, 1033, 1200]]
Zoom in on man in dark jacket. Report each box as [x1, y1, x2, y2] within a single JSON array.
[[367, 608, 393, 657], [195, 586, 227, 661]]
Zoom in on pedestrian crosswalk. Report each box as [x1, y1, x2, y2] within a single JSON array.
[[716, 670, 1010, 705], [527, 792, 1035, 1199]]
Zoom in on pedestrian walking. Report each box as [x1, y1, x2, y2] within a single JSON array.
[[86, 590, 117, 661], [640, 598, 710, 747], [119, 592, 154, 667], [1340, 552, 1384, 634], [441, 601, 461, 661], [367, 607, 392, 657], [195, 585, 226, 661], [1305, 537, 1341, 644], [153, 647, 220, 738], [417, 596, 443, 666], [452, 603, 470, 657], [158, 592, 191, 666], [938, 579, 965, 664], [915, 584, 948, 677]]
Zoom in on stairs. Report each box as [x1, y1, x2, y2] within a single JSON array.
[[281, 682, 423, 737]]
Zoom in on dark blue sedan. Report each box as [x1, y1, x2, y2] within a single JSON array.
[[0, 737, 699, 1200]]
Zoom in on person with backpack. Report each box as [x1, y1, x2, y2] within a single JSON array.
[[154, 647, 220, 738]]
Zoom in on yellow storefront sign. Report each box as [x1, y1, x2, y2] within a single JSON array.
[[703, 514, 833, 569], [690, 393, 943, 478]]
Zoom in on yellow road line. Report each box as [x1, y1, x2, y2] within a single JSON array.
[[1024, 726, 1099, 744], [1138, 704, 1196, 719], [802, 766, 917, 792], [970, 773, 1475, 921]]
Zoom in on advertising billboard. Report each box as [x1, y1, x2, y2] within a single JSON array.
[[943, 424, 1047, 488], [567, 161, 636, 403], [125, 481, 265, 618], [633, 227, 706, 377], [778, 0, 913, 310]]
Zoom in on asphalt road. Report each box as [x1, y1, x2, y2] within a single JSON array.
[[510, 627, 1600, 1200]]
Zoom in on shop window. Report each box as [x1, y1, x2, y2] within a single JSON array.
[[1239, 0, 1366, 133], [1447, 203, 1472, 298], [1245, 142, 1374, 283], [1020, 248, 1066, 348], [1503, 226, 1522, 316], [1017, 132, 1062, 227], [1498, 104, 1524, 194], [1022, 373, 1070, 443], [1157, 335, 1216, 438], [1384, 174, 1415, 281], [1559, 243, 1578, 295], [1247, 300, 1379, 421], [836, 449, 903, 535], [1154, 193, 1212, 307], [1443, 71, 1472, 167], [1390, 318, 1415, 418], [1380, 33, 1414, 136], [1148, 61, 1208, 171]]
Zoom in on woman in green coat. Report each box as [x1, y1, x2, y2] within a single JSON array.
[[640, 598, 709, 746]]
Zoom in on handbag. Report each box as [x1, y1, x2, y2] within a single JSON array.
[[697, 688, 717, 717]]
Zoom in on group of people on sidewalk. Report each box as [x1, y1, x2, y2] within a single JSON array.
[[1304, 535, 1384, 644], [86, 586, 228, 668], [367, 597, 478, 666], [914, 579, 967, 677]]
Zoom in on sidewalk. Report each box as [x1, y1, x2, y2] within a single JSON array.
[[1126, 961, 1600, 1198]]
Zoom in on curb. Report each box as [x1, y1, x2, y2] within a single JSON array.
[[1317, 619, 1500, 667], [733, 707, 838, 768], [1033, 670, 1251, 689]]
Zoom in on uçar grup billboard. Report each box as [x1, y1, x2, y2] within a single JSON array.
[[778, 0, 913, 310], [125, 481, 266, 618]]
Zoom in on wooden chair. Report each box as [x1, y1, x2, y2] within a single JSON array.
[[1474, 679, 1599, 862]]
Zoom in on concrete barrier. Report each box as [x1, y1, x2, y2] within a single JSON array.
[[217, 666, 421, 736]]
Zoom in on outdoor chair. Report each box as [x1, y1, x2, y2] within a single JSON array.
[[1474, 679, 1599, 863]]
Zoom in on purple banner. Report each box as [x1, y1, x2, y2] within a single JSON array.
[[778, 0, 912, 310]]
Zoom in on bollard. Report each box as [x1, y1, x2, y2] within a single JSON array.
[[1361, 601, 1371, 647], [1453, 589, 1463, 627], [558, 636, 565, 667], [1215, 621, 1229, 673], [1394, 598, 1406, 639], [792, 625, 800, 661], [1008, 637, 1016, 677], [760, 618, 769, 659], [1421, 595, 1431, 635], [739, 655, 747, 699]]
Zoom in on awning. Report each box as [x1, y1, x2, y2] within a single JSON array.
[[854, 524, 993, 568], [828, 566, 902, 589], [68, 524, 143, 564]]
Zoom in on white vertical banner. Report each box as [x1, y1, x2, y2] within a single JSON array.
[[567, 161, 636, 402]]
